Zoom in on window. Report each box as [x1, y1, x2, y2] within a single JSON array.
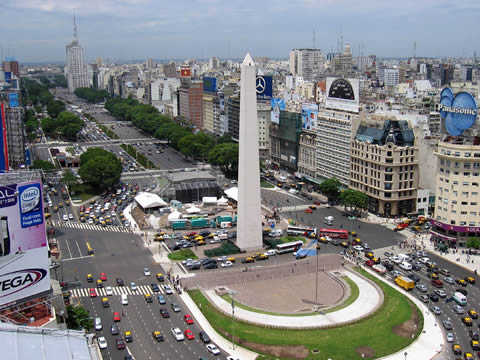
[[470, 212, 477, 216], [465, 163, 471, 169], [465, 172, 471, 176], [453, 181, 458, 185], [462, 192, 469, 196], [452, 200, 457, 204], [385, 192, 391, 198], [461, 211, 467, 215], [470, 222, 476, 226], [473, 183, 479, 187], [461, 202, 468, 205], [463, 182, 470, 186], [465, 152, 471, 157], [460, 221, 467, 226]]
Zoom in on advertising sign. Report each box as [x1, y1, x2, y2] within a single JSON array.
[[301, 103, 318, 130], [4, 72, 11, 83], [0, 104, 8, 172], [8, 93, 19, 107], [271, 98, 285, 124], [325, 77, 360, 113], [180, 66, 191, 77], [439, 87, 478, 136], [203, 77, 217, 93], [256, 75, 273, 100], [0, 179, 49, 309], [24, 149, 32, 167]]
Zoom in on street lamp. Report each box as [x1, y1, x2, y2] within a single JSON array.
[[315, 243, 321, 308], [404, 351, 407, 360], [230, 291, 236, 350]]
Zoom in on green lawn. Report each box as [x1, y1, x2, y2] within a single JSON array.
[[70, 184, 98, 202], [189, 268, 422, 360], [261, 180, 274, 188], [219, 276, 359, 317], [167, 249, 198, 261]]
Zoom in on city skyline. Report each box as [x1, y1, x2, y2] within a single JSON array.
[[1, 0, 480, 62]]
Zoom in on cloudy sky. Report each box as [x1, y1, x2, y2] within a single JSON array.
[[2, 0, 479, 63]]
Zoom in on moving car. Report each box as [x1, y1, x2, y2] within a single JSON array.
[[116, 277, 124, 286], [105, 286, 113, 296], [144, 294, 153, 303], [452, 344, 462, 355], [156, 273, 164, 282], [130, 282, 137, 291], [99, 273, 107, 281], [157, 295, 166, 304], [152, 331, 164, 342], [124, 331, 133, 343], [184, 314, 194, 325], [446, 332, 454, 342], [442, 320, 453, 330], [462, 316, 473, 326], [163, 285, 173, 294], [113, 312, 121, 322], [184, 329, 195, 340], [430, 305, 441, 315], [221, 261, 233, 268], [199, 331, 211, 343], [87, 274, 93, 282], [454, 305, 465, 314], [111, 324, 120, 335], [98, 337, 107, 349], [171, 327, 185, 341], [89, 288, 97, 298], [143, 268, 151, 276], [468, 310, 478, 319], [206, 344, 221, 355], [160, 309, 170, 318], [102, 297, 109, 308], [115, 338, 126, 350], [151, 283, 160, 292], [171, 303, 181, 312]]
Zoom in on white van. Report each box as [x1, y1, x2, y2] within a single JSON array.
[[397, 254, 411, 262], [265, 249, 277, 257], [94, 317, 102, 331], [399, 261, 412, 271], [121, 294, 128, 305], [269, 229, 283, 237], [453, 292, 467, 306], [324, 216, 334, 225]]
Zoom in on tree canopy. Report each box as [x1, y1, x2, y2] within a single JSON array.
[[32, 159, 56, 171], [41, 111, 85, 140], [78, 148, 122, 190], [318, 178, 341, 202], [21, 78, 54, 105], [208, 143, 239, 177], [46, 100, 66, 118], [66, 305, 93, 331], [339, 189, 368, 216], [61, 169, 78, 189], [74, 88, 110, 103]]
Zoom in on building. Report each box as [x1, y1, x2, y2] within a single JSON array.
[[431, 140, 480, 247], [333, 43, 353, 75], [2, 58, 19, 77], [202, 91, 218, 135], [428, 112, 442, 136], [257, 102, 270, 159], [227, 96, 241, 141], [270, 111, 302, 172], [178, 81, 203, 129], [350, 120, 419, 217], [316, 108, 360, 186], [4, 106, 25, 168], [289, 49, 325, 81], [145, 58, 154, 69], [298, 132, 317, 178], [65, 17, 88, 93], [384, 69, 399, 87]]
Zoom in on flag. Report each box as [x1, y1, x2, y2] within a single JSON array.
[[296, 239, 318, 257]]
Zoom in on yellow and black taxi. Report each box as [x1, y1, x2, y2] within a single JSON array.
[[124, 331, 133, 343], [96, 279, 103, 288], [464, 352, 474, 360], [45, 212, 51, 219], [87, 274, 94, 282], [102, 297, 110, 308], [462, 317, 473, 326], [456, 278, 468, 287], [431, 273, 439, 280], [243, 257, 255, 263], [194, 235, 204, 241], [53, 206, 59, 213], [350, 231, 357, 237], [144, 294, 153, 303], [452, 344, 462, 355], [319, 237, 329, 244], [465, 277, 476, 284], [152, 331, 164, 342], [352, 238, 361, 246], [340, 241, 349, 248], [227, 257, 236, 263], [79, 216, 86, 223], [207, 233, 216, 238], [468, 310, 478, 319], [365, 252, 375, 260], [197, 240, 206, 246], [156, 273, 164, 282], [470, 339, 480, 350], [65, 200, 70, 206], [256, 254, 268, 261], [308, 232, 317, 239], [309, 204, 317, 210], [373, 257, 381, 264]]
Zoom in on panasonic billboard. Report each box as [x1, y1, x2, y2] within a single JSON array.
[[0, 179, 50, 309], [440, 87, 478, 136]]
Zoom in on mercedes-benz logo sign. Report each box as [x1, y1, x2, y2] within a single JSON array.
[[256, 76, 266, 94]]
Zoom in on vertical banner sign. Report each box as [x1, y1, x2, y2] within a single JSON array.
[[0, 104, 9, 172]]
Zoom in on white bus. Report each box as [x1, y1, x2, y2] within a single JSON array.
[[286, 226, 316, 237], [275, 240, 304, 255]]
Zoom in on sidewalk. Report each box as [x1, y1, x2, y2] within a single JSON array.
[[204, 269, 381, 328]]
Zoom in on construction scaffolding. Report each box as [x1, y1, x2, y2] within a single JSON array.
[[5, 106, 25, 168]]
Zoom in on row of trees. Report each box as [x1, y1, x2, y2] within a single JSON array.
[[318, 177, 368, 216], [24, 109, 39, 141], [74, 87, 109, 103], [38, 74, 67, 89], [41, 111, 85, 141], [78, 148, 122, 191], [105, 98, 239, 176], [21, 78, 54, 105]]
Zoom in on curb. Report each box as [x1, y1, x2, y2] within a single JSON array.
[[425, 249, 476, 275]]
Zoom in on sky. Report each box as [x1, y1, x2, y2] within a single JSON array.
[[2, 0, 480, 63]]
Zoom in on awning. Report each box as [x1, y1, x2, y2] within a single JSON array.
[[430, 230, 457, 242], [302, 176, 323, 185]]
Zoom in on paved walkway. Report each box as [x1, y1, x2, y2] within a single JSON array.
[[204, 269, 381, 328]]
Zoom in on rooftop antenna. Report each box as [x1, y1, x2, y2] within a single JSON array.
[[313, 31, 315, 49], [413, 41, 416, 59]]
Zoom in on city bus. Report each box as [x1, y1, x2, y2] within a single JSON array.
[[318, 228, 349, 239], [287, 226, 317, 237], [275, 240, 304, 255]]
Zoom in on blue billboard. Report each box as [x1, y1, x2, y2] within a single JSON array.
[[24, 149, 32, 166], [271, 98, 285, 111], [8, 93, 19, 107], [4, 72, 11, 83], [203, 77, 217, 93], [256, 75, 272, 100], [439, 87, 478, 136]]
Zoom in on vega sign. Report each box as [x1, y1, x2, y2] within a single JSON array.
[[439, 87, 478, 136]]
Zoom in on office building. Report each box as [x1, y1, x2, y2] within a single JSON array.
[[257, 102, 270, 159], [270, 111, 302, 173], [178, 81, 203, 129], [202, 92, 219, 135], [4, 106, 25, 168], [65, 17, 88, 93], [2, 58, 19, 77], [333, 43, 353, 75], [431, 140, 480, 247], [227, 96, 240, 141], [298, 132, 317, 178], [289, 49, 325, 81], [350, 120, 418, 217], [384, 69, 399, 87]]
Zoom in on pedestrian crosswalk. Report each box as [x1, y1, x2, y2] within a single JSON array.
[[51, 220, 133, 233], [70, 285, 161, 298]]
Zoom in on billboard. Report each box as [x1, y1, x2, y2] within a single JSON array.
[[24, 149, 32, 167], [0, 179, 50, 309], [203, 77, 217, 93], [271, 98, 285, 124], [180, 66, 191, 77], [256, 75, 272, 100], [4, 72, 11, 83], [326, 77, 360, 113], [301, 103, 318, 130], [8, 93, 19, 107], [439, 87, 478, 136], [0, 104, 8, 172]]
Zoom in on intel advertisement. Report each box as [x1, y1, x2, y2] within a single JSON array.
[[271, 98, 285, 124], [301, 103, 318, 130], [439, 87, 478, 136], [0, 179, 49, 309], [256, 75, 273, 100], [203, 77, 217, 93]]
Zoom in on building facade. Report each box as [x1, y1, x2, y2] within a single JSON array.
[[270, 111, 302, 172], [65, 17, 88, 93], [431, 141, 480, 247], [298, 132, 317, 178], [178, 81, 203, 129], [289, 49, 324, 81], [257, 102, 270, 159], [350, 120, 419, 217]]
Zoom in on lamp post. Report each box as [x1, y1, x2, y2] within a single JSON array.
[[404, 351, 407, 360], [315, 243, 321, 308], [230, 291, 236, 350]]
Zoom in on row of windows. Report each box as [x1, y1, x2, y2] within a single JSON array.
[[436, 215, 478, 227], [440, 159, 480, 168], [440, 150, 480, 158], [439, 168, 480, 177]]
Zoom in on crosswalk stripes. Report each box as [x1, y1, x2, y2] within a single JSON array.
[[70, 285, 163, 298], [51, 220, 133, 233]]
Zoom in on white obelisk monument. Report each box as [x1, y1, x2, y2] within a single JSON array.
[[236, 53, 263, 251]]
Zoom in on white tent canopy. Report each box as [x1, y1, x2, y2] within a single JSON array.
[[202, 196, 218, 204], [224, 187, 238, 202], [186, 205, 201, 214], [168, 210, 182, 221], [134, 192, 168, 209], [217, 196, 228, 206]]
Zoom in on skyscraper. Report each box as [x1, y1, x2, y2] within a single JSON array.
[[289, 49, 325, 81], [66, 16, 88, 93]]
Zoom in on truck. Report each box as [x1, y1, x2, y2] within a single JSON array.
[[395, 276, 415, 291], [171, 220, 187, 230], [190, 218, 209, 229]]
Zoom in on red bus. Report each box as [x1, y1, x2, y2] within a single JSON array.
[[318, 228, 348, 239]]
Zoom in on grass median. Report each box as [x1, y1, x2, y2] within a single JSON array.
[[167, 248, 198, 261], [189, 267, 423, 360]]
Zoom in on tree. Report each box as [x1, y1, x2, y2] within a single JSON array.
[[46, 100, 66, 118], [80, 148, 117, 166], [74, 88, 110, 103], [467, 238, 480, 249], [318, 178, 341, 203], [66, 305, 93, 331], [339, 189, 368, 216], [79, 148, 122, 190], [61, 169, 78, 189], [32, 159, 56, 171], [208, 143, 239, 176]]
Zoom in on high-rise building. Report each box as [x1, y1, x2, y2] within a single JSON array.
[[66, 16, 88, 93], [289, 49, 324, 81], [333, 43, 353, 75], [2, 58, 19, 77], [208, 57, 219, 71], [384, 68, 399, 87], [350, 120, 419, 217], [145, 58, 154, 69], [270, 111, 302, 173], [178, 81, 203, 129]]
